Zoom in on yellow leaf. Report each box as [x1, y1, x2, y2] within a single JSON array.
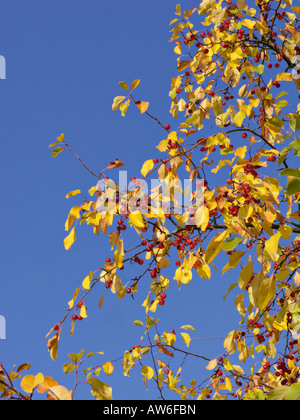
[[242, 19, 256, 30], [238, 260, 253, 290], [257, 275, 276, 311], [142, 293, 151, 313], [102, 361, 114, 376], [112, 96, 126, 112], [233, 111, 246, 127], [66, 189, 81, 199], [128, 210, 145, 228], [82, 271, 94, 290], [156, 256, 169, 270], [141, 365, 154, 380], [64, 228, 76, 250], [222, 251, 245, 274], [57, 133, 65, 142], [119, 81, 129, 90], [223, 357, 234, 372], [135, 101, 149, 114], [68, 287, 80, 309], [149, 299, 159, 313], [181, 332, 191, 347], [195, 205, 210, 231], [276, 73, 293, 82], [20, 375, 35, 394], [88, 186, 97, 196], [50, 341, 59, 361], [80, 304, 88, 319], [278, 225, 293, 240], [225, 376, 232, 392], [49, 385, 72, 400], [235, 146, 247, 159], [98, 294, 104, 309], [164, 332, 176, 346], [205, 230, 231, 264], [65, 206, 81, 231], [114, 249, 124, 269], [131, 80, 140, 90], [205, 359, 217, 370], [141, 159, 154, 177], [88, 378, 112, 400], [34, 373, 44, 389], [294, 272, 300, 287], [265, 232, 281, 255], [111, 273, 122, 294], [224, 330, 236, 355]]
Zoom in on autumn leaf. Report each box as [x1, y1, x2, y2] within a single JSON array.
[[64, 227, 76, 250], [106, 158, 124, 169], [135, 101, 149, 114]]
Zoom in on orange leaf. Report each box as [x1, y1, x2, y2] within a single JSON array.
[[135, 101, 149, 114], [107, 158, 124, 169]]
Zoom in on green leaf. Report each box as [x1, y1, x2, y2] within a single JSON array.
[[280, 168, 300, 177], [289, 114, 300, 132], [67, 349, 85, 364], [268, 116, 284, 128], [267, 386, 289, 400], [286, 178, 300, 196], [52, 147, 64, 158], [278, 147, 290, 166], [284, 382, 300, 400], [222, 237, 243, 252]]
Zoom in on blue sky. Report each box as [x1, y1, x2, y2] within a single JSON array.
[[0, 0, 299, 401]]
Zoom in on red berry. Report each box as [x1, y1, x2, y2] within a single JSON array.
[[165, 124, 170, 131], [153, 158, 159, 164], [126, 288, 132, 294], [72, 315, 78, 321]]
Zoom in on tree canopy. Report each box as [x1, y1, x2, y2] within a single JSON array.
[[2, 0, 300, 401]]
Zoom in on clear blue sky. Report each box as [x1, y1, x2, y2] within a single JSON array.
[[0, 0, 298, 400]]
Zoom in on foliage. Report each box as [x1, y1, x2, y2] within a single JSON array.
[[2, 0, 300, 400]]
